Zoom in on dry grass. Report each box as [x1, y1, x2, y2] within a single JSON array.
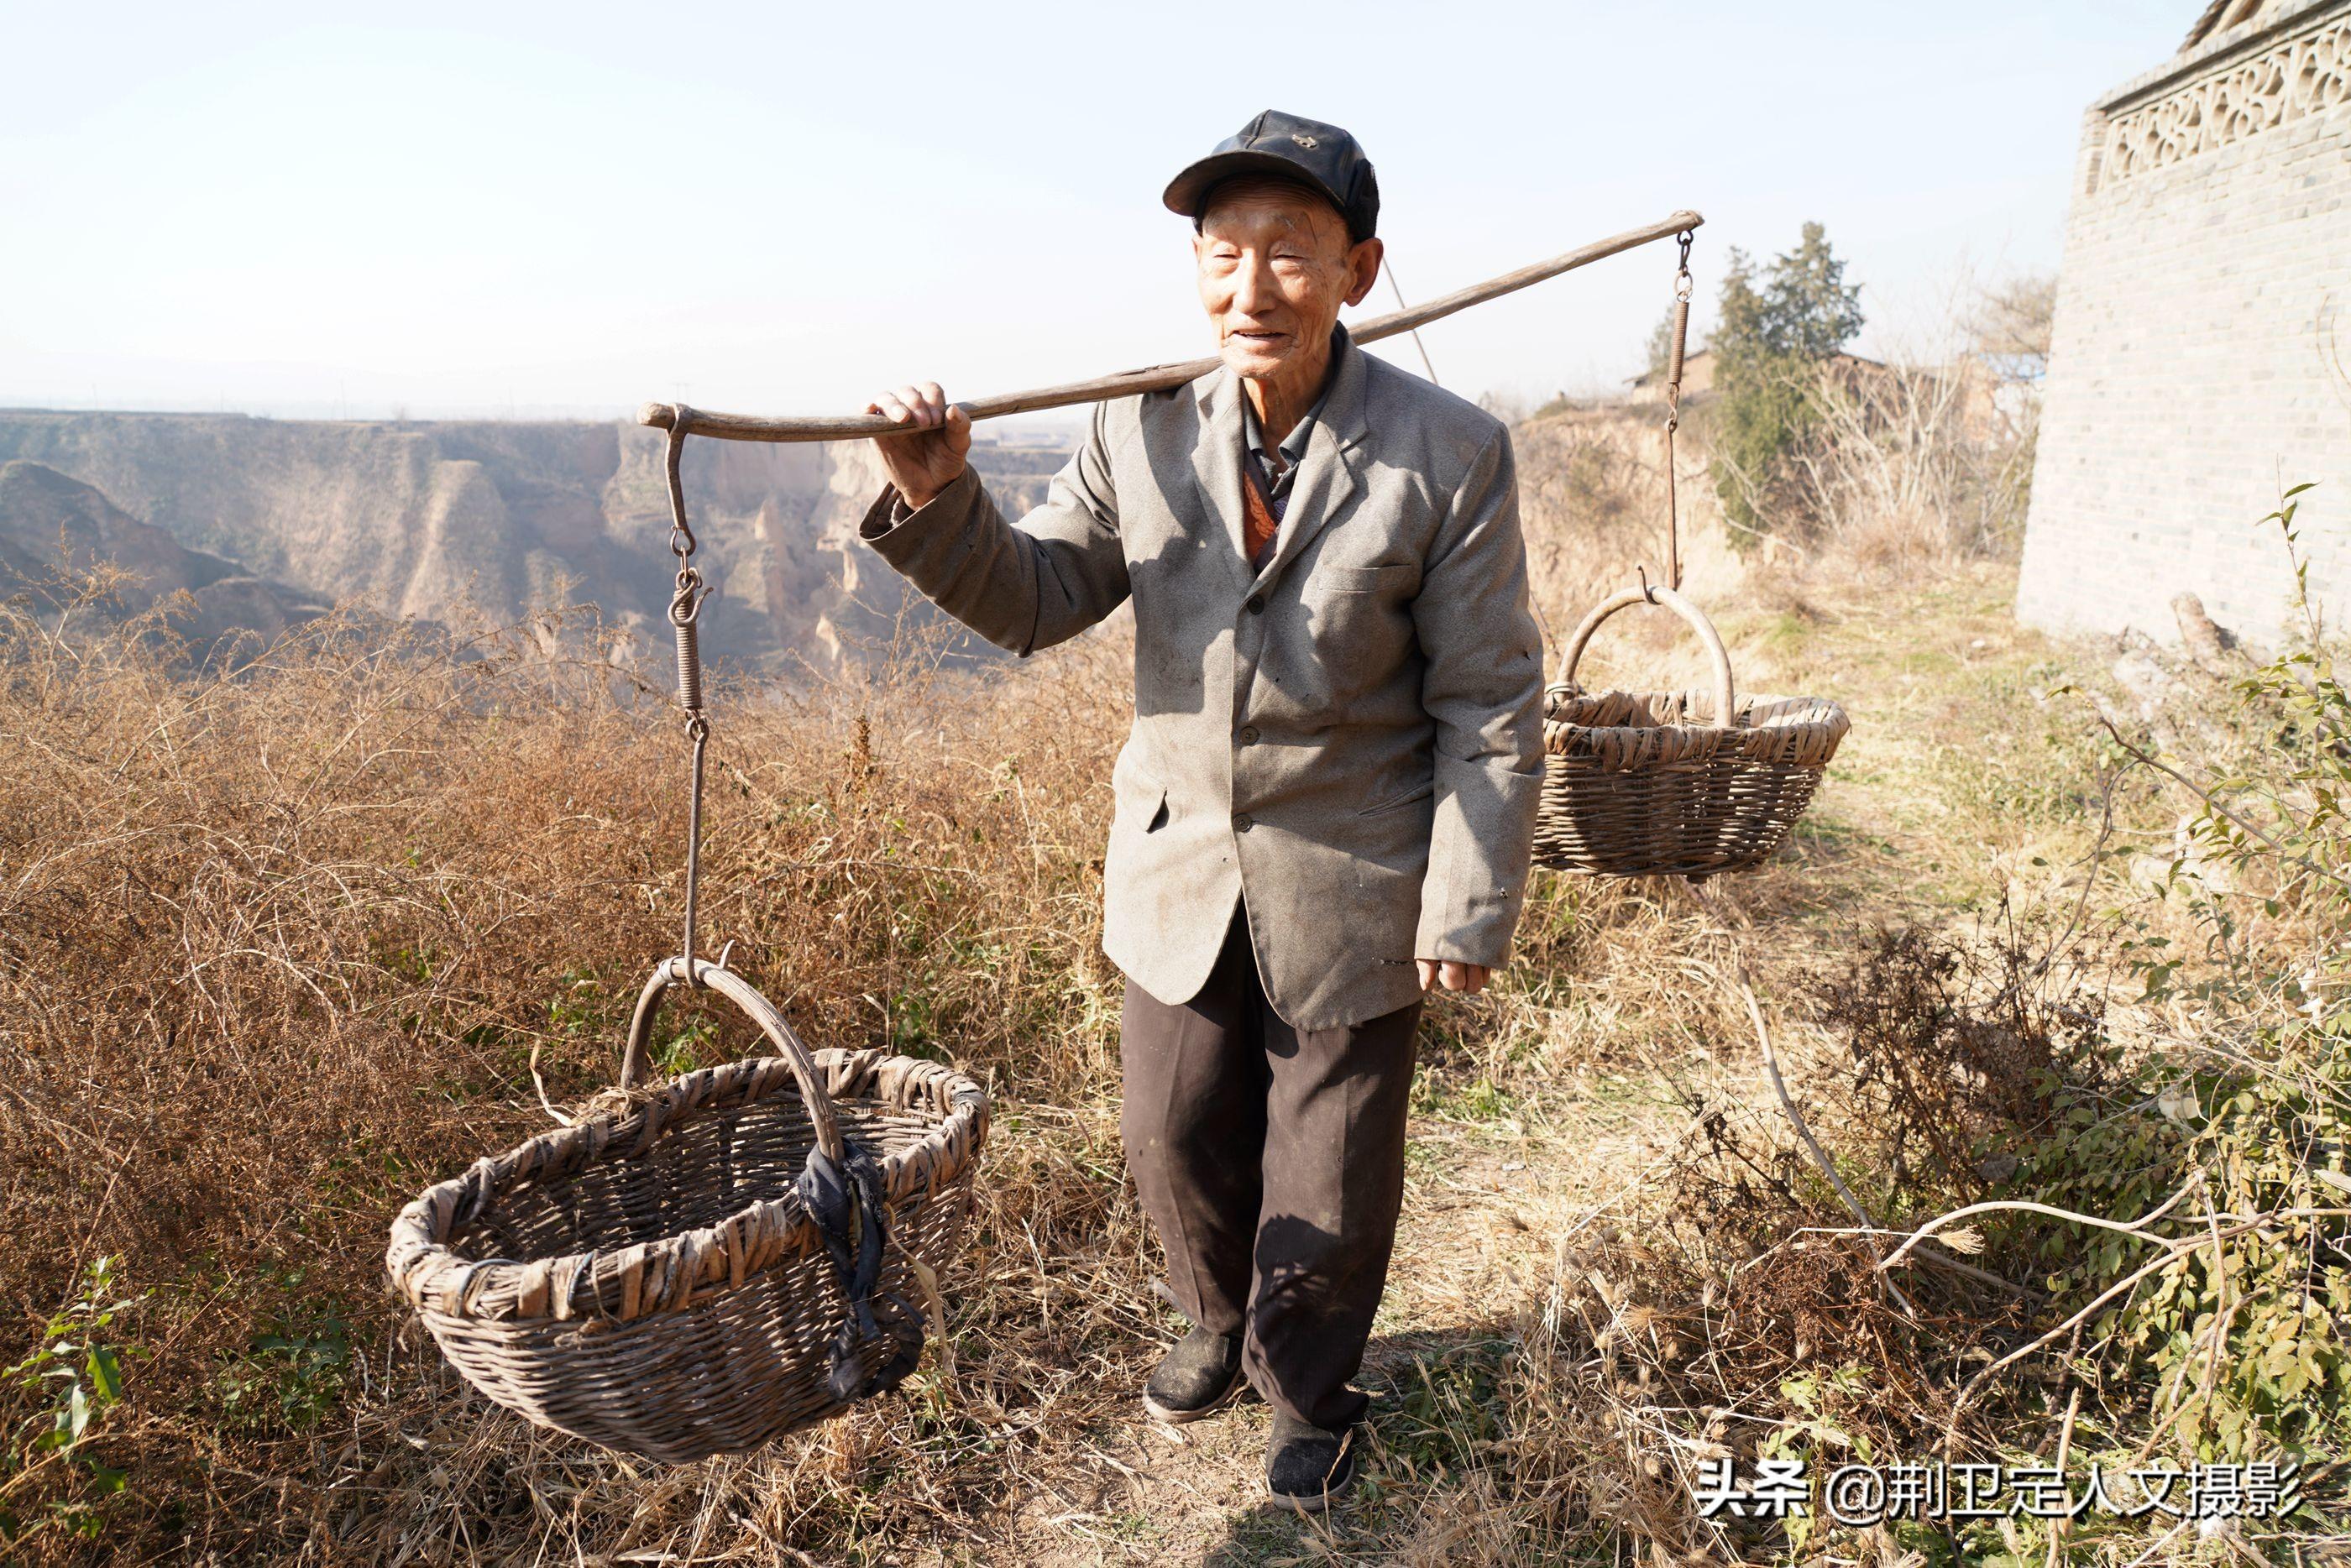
[[0, 578, 1155, 1560], [0, 406, 2333, 1564]]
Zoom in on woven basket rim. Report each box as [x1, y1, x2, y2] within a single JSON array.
[[385, 1045, 986, 1326], [1552, 682, 1843, 729], [1543, 685, 1849, 743]]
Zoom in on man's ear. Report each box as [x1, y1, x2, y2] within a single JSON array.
[[1342, 238, 1384, 308]]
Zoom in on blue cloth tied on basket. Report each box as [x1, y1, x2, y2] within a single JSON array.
[[796, 1143, 922, 1403]]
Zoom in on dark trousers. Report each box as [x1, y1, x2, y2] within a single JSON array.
[[1118, 906, 1422, 1429]]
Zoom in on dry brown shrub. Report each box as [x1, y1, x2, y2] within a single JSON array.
[[1790, 357, 2038, 573], [1809, 921, 2108, 1210]]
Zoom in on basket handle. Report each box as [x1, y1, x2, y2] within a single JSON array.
[[1556, 583, 1737, 724], [618, 956, 845, 1164]]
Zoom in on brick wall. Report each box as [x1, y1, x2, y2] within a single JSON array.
[[2019, 0, 2351, 647]]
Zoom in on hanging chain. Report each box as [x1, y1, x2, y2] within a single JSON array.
[[662, 407, 712, 985], [1662, 228, 1694, 594]]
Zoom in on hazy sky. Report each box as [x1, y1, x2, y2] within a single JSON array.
[[4, 2, 2191, 423]]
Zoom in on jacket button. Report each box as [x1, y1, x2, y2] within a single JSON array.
[[1244, 595, 1265, 614], [1238, 725, 1259, 745], [1233, 813, 1254, 832]]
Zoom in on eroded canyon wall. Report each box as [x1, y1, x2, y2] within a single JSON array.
[[0, 410, 1067, 666]]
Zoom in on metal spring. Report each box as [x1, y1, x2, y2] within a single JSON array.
[[673, 611, 703, 712]]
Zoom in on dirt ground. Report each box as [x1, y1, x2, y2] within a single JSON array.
[[892, 564, 2055, 1565]]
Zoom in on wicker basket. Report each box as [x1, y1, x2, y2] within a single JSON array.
[[1532, 585, 1849, 881], [385, 959, 988, 1464]]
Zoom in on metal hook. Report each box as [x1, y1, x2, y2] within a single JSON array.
[[1638, 564, 1659, 604], [662, 416, 698, 562]]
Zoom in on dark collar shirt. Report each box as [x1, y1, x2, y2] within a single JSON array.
[[1238, 351, 1336, 566], [1241, 382, 1326, 524]]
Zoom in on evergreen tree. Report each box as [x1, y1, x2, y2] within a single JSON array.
[[1707, 222, 1863, 540], [1759, 222, 1864, 358]]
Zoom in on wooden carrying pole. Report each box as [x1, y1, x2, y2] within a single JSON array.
[[640, 209, 1703, 443]]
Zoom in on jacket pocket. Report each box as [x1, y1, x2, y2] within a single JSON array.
[[1113, 755, 1170, 834], [1312, 562, 1413, 597], [1357, 779, 1435, 817]]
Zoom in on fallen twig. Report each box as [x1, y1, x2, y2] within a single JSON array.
[[1877, 1179, 2203, 1273]]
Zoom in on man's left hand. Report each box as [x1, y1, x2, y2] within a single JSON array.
[[1416, 959, 1490, 995]]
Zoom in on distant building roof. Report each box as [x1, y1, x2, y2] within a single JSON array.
[[1626, 348, 1711, 390], [1623, 346, 1884, 390]]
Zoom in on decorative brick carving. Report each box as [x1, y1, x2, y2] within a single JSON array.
[[2099, 15, 2351, 184]]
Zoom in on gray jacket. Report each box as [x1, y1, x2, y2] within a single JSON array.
[[859, 329, 1544, 1029]]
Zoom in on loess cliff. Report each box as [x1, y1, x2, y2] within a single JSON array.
[[0, 410, 1067, 667]]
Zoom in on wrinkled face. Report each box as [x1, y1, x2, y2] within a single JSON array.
[[1193, 179, 1381, 382]]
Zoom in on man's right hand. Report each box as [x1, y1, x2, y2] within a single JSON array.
[[868, 381, 971, 510]]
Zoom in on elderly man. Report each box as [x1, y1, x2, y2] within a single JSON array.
[[861, 110, 1542, 1511]]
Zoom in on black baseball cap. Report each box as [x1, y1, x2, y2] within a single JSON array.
[[1162, 110, 1380, 243]]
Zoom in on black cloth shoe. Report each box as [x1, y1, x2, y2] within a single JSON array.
[[1141, 1327, 1245, 1424], [1265, 1412, 1359, 1512]]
